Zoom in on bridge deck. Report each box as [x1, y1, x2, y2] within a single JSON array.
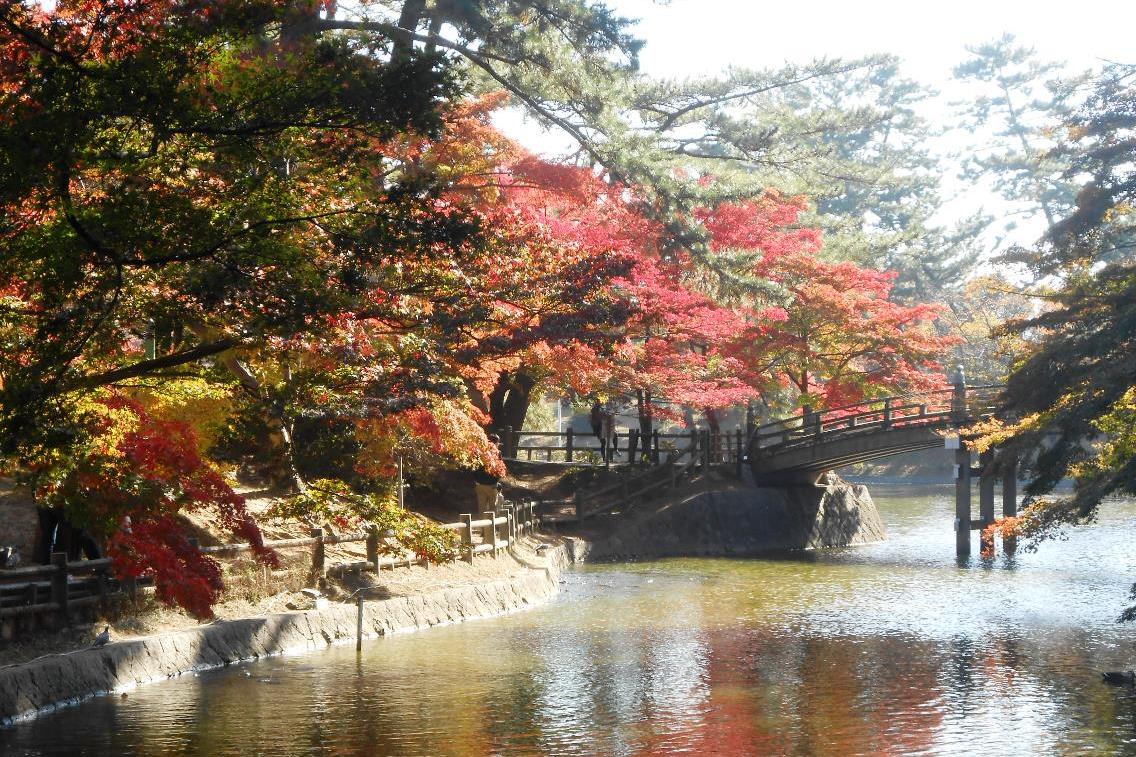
[[749, 386, 1000, 483]]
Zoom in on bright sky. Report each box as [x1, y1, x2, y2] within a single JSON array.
[[498, 0, 1136, 252], [611, 0, 1133, 82]]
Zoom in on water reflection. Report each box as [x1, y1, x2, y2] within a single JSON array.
[[6, 487, 1136, 756]]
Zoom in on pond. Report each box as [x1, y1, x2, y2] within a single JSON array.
[[5, 485, 1136, 756]]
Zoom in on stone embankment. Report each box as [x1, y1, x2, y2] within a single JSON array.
[[0, 480, 882, 725], [0, 543, 572, 726], [582, 479, 886, 560]]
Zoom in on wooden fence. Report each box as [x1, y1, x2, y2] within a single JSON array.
[[556, 427, 747, 522], [503, 425, 749, 467], [0, 501, 541, 640]]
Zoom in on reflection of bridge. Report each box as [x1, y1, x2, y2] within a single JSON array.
[[749, 378, 1016, 556]]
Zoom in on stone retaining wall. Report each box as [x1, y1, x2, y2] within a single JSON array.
[[0, 545, 570, 726], [584, 481, 886, 560]]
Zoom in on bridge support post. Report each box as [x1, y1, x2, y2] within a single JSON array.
[[955, 446, 972, 556], [979, 450, 996, 555], [979, 449, 996, 527], [736, 428, 744, 478], [1002, 453, 1018, 554]]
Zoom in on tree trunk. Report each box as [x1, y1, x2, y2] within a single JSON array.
[[499, 372, 537, 433], [486, 371, 538, 439], [392, 0, 427, 61], [281, 0, 321, 43], [487, 373, 510, 436], [187, 326, 304, 492], [636, 389, 653, 440]]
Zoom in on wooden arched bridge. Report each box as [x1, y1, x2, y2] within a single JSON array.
[[747, 384, 1003, 484], [746, 381, 1016, 556], [509, 377, 1016, 556]]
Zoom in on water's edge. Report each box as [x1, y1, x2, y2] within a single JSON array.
[[0, 542, 576, 726], [0, 481, 880, 727]]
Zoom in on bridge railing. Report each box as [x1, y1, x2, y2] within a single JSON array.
[[502, 427, 699, 464], [749, 385, 1003, 455], [547, 426, 748, 522]]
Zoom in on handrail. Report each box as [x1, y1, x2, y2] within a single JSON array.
[[750, 385, 1003, 442], [752, 384, 1004, 433], [567, 427, 746, 522], [747, 385, 1005, 463], [752, 402, 951, 444]]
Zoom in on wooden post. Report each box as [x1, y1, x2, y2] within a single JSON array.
[[96, 563, 109, 613], [736, 428, 744, 478], [397, 456, 405, 509], [979, 450, 996, 527], [629, 429, 640, 466], [484, 511, 498, 557], [310, 527, 326, 584], [955, 447, 972, 556], [461, 514, 474, 563], [504, 426, 513, 459], [1002, 453, 1019, 554], [356, 593, 364, 652], [689, 427, 698, 467], [702, 430, 711, 470], [366, 527, 380, 570], [565, 427, 574, 462], [51, 552, 69, 628], [883, 399, 892, 428]]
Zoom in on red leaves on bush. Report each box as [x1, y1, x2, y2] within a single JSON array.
[[107, 516, 224, 620], [35, 394, 277, 617]]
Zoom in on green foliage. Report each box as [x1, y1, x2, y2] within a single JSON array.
[[0, 0, 467, 454], [268, 479, 460, 563], [994, 64, 1136, 539], [952, 33, 1086, 234]]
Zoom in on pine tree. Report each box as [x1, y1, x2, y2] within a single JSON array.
[[990, 64, 1136, 539]]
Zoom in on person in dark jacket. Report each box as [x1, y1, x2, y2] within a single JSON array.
[[590, 400, 619, 461]]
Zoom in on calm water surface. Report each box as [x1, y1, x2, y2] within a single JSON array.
[[5, 485, 1136, 756]]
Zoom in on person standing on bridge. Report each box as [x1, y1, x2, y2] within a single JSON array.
[[590, 400, 619, 462]]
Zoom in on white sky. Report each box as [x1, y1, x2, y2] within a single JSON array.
[[611, 0, 1132, 82], [497, 0, 1136, 252]]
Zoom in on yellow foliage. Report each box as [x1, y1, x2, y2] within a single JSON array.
[[132, 378, 235, 452]]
